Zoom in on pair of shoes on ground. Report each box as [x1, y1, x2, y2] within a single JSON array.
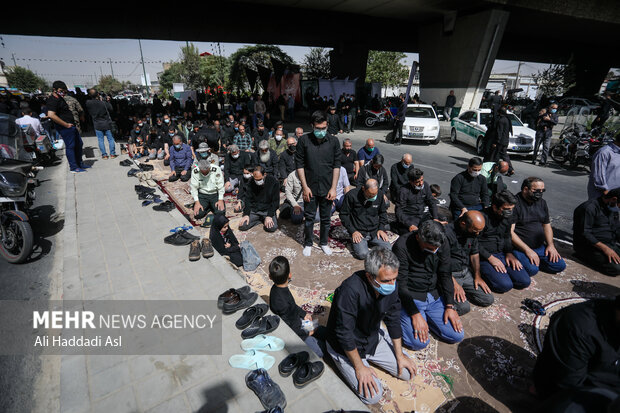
[[246, 368, 287, 411], [302, 245, 332, 257], [235, 304, 281, 339], [218, 286, 252, 309], [164, 229, 199, 246], [119, 159, 133, 166], [219, 287, 259, 315], [189, 238, 214, 261], [229, 334, 285, 370], [139, 163, 154, 171], [153, 200, 175, 212], [279, 351, 325, 388]]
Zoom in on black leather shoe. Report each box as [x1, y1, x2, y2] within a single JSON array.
[[164, 231, 195, 246], [278, 351, 309, 377], [218, 286, 251, 309], [236, 304, 269, 330], [223, 291, 258, 315], [292, 361, 325, 388], [241, 315, 280, 339], [153, 201, 175, 212], [135, 185, 156, 194], [178, 230, 200, 241], [139, 163, 154, 171]]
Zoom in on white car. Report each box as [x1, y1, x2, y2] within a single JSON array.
[[400, 104, 441, 144], [450, 108, 535, 157]]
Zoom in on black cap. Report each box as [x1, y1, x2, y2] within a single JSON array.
[[52, 80, 68, 90]]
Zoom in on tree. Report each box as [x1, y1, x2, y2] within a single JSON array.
[[302, 47, 331, 79], [199, 55, 230, 88], [159, 61, 184, 92], [533, 63, 576, 97], [365, 50, 409, 91], [95, 75, 123, 95], [6, 66, 48, 93], [229, 45, 296, 91], [180, 43, 202, 90]]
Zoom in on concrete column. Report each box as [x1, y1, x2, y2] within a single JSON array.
[[418, 9, 510, 111], [567, 50, 611, 97], [330, 43, 369, 84]]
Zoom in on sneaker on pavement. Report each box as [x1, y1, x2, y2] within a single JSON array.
[[189, 240, 201, 261], [71, 168, 87, 173], [302, 246, 312, 257], [80, 164, 92, 169], [320, 245, 332, 255], [201, 238, 214, 258]]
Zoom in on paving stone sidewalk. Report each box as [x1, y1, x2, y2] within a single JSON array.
[[59, 137, 367, 413]]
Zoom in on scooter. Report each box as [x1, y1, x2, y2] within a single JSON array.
[[363, 105, 393, 127], [19, 123, 57, 166]]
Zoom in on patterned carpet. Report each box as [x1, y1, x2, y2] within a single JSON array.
[[138, 162, 620, 412]]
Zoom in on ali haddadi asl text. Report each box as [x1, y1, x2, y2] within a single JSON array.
[[34, 335, 121, 347]]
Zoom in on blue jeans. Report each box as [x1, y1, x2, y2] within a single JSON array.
[[480, 253, 531, 293], [95, 129, 116, 157], [512, 245, 566, 276], [351, 234, 392, 260], [400, 293, 465, 350], [56, 125, 84, 170]]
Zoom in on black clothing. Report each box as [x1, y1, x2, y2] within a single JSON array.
[[251, 129, 269, 150], [356, 163, 389, 195], [326, 271, 402, 358], [146, 133, 165, 151], [252, 149, 279, 179], [449, 171, 490, 211], [326, 113, 343, 135], [445, 222, 479, 273], [533, 299, 620, 398], [573, 198, 620, 251], [392, 231, 455, 316], [340, 149, 357, 176], [491, 114, 513, 146], [340, 188, 388, 237], [46, 95, 73, 124], [295, 132, 341, 197], [389, 162, 413, 200], [396, 183, 438, 229], [395, 101, 406, 120], [223, 152, 251, 181], [205, 128, 221, 153], [445, 95, 456, 108], [129, 128, 146, 144], [243, 175, 280, 217], [513, 192, 550, 248], [479, 207, 513, 259], [209, 215, 242, 267], [278, 150, 296, 180], [269, 284, 308, 340], [85, 99, 113, 131]]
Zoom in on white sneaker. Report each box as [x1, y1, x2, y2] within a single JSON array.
[[321, 245, 332, 255], [303, 246, 312, 257]]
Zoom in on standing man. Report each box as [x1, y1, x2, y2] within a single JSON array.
[[254, 95, 266, 125], [63, 92, 85, 134], [591, 91, 614, 130], [326, 247, 416, 405], [444, 90, 456, 121], [287, 94, 295, 121], [389, 153, 413, 201], [295, 111, 341, 257], [488, 106, 514, 175], [46, 81, 87, 173], [533, 103, 559, 167], [392, 95, 406, 146], [348, 95, 359, 132], [85, 89, 116, 160], [588, 130, 620, 200], [449, 157, 490, 221]]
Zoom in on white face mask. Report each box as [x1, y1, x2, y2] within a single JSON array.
[[275, 135, 283, 141], [469, 170, 480, 178], [255, 179, 264, 186], [243, 173, 252, 179], [232, 153, 240, 159]]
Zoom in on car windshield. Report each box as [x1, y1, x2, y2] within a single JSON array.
[[406, 107, 435, 118], [507, 114, 523, 126], [480, 113, 493, 125]]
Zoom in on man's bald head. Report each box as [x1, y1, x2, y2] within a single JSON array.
[[402, 153, 413, 164], [363, 179, 379, 199], [460, 210, 485, 236], [497, 161, 510, 175], [366, 139, 375, 148]]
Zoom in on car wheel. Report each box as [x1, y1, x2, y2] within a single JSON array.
[[450, 128, 457, 143], [432, 137, 440, 145], [476, 136, 484, 155]]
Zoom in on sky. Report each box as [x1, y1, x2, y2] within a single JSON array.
[[0, 34, 550, 88]]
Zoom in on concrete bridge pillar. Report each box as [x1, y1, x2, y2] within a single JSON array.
[[418, 9, 510, 111]]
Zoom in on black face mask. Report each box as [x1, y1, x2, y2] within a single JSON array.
[[502, 209, 513, 218], [288, 145, 296, 153], [342, 148, 352, 155], [530, 191, 543, 201]]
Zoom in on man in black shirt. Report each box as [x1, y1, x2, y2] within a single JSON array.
[[277, 136, 297, 185], [395, 168, 437, 234], [393, 220, 463, 350], [238, 166, 280, 233], [392, 95, 406, 146], [356, 154, 390, 205], [251, 121, 269, 150], [296, 110, 342, 257], [449, 157, 489, 221], [479, 191, 531, 292], [573, 188, 620, 276], [326, 106, 343, 136], [487, 106, 514, 175], [533, 297, 620, 412], [326, 247, 415, 405], [146, 128, 165, 161], [46, 81, 86, 172], [85, 89, 116, 159], [511, 177, 566, 276], [340, 179, 391, 260], [389, 153, 413, 201], [340, 138, 359, 185], [223, 144, 252, 194], [444, 211, 493, 315]]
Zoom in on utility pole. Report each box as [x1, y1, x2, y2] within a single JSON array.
[[109, 58, 115, 78], [100, 66, 103, 79], [11, 53, 17, 66], [138, 39, 150, 96], [515, 61, 523, 90]]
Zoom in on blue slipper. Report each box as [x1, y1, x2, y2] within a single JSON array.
[[170, 225, 193, 233], [229, 350, 275, 370], [241, 335, 285, 352]]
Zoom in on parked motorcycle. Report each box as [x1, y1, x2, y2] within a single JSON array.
[[363, 105, 393, 127], [550, 124, 615, 169], [19, 123, 57, 166], [0, 114, 35, 263]]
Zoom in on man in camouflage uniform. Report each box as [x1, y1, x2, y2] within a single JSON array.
[[63, 94, 85, 133], [191, 156, 225, 227]]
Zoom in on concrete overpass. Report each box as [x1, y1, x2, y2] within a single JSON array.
[[4, 0, 619, 109]]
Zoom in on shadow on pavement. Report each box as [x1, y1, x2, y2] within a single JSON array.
[[25, 204, 64, 264], [437, 396, 500, 413], [196, 382, 235, 413]]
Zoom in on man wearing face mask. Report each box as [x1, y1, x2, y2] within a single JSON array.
[[395, 168, 438, 235], [129, 123, 147, 158], [296, 110, 342, 256], [487, 105, 514, 175], [190, 157, 225, 227], [511, 177, 566, 276], [278, 137, 297, 187], [192, 143, 211, 168], [253, 140, 279, 179], [146, 127, 165, 161], [573, 188, 620, 276], [392, 95, 407, 146], [340, 179, 390, 260], [357, 138, 380, 167], [444, 211, 494, 315], [326, 248, 415, 405], [480, 160, 509, 198], [389, 153, 414, 201], [478, 191, 530, 293], [533, 103, 559, 167], [341, 138, 360, 184], [588, 130, 620, 200], [220, 116, 235, 148], [268, 129, 287, 156], [449, 157, 490, 221], [239, 166, 280, 233], [251, 121, 269, 150], [356, 154, 390, 205], [168, 134, 193, 182], [393, 219, 463, 350], [224, 144, 251, 193], [326, 106, 344, 136]]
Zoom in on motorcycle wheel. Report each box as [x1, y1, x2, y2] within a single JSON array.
[[0, 220, 34, 264], [550, 145, 567, 164], [364, 117, 377, 128]]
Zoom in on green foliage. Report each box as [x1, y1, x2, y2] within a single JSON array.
[[200, 55, 230, 88], [159, 61, 184, 92], [302, 47, 331, 79], [95, 75, 123, 95], [533, 63, 576, 97], [365, 50, 409, 89], [159, 44, 231, 93], [6, 66, 48, 93], [229, 44, 295, 91], [179, 43, 202, 90]]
